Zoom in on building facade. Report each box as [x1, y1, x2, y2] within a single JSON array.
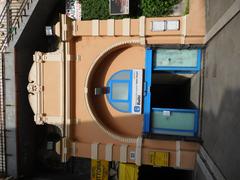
[[27, 0, 205, 170]]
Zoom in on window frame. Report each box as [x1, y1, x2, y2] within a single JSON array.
[[107, 70, 133, 113]]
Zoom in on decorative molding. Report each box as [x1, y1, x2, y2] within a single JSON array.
[[176, 141, 181, 167], [135, 136, 142, 166], [105, 144, 113, 161], [120, 144, 128, 163], [92, 19, 99, 36], [27, 82, 42, 94], [122, 18, 130, 36], [181, 16, 187, 44], [107, 19, 115, 36], [60, 14, 73, 41], [140, 37, 146, 45], [91, 143, 99, 160], [72, 21, 78, 36], [139, 16, 146, 37]]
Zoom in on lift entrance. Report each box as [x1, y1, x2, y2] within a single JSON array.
[[143, 48, 201, 137]]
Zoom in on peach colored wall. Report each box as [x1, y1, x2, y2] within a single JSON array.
[[114, 19, 123, 36], [130, 19, 139, 36], [99, 20, 107, 36], [43, 61, 61, 116], [146, 36, 182, 44], [73, 141, 199, 170], [37, 0, 206, 168], [88, 45, 145, 137], [74, 36, 143, 144], [38, 35, 200, 168], [76, 21, 92, 36], [186, 0, 205, 36]]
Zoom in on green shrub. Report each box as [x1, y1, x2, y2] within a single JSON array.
[[141, 0, 179, 17], [81, 0, 110, 20]]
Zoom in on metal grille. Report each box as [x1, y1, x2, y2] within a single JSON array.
[[0, 53, 6, 176], [0, 0, 9, 174]]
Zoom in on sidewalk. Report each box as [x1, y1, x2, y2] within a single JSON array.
[[195, 0, 240, 180]]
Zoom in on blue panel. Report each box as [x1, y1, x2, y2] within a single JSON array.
[[196, 49, 202, 71], [193, 109, 199, 136], [143, 48, 152, 133]]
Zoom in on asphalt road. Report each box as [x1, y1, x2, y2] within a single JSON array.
[[197, 1, 240, 180]]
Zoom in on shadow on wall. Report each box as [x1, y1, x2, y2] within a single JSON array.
[[70, 116, 144, 144], [201, 88, 240, 180], [13, 0, 65, 178]]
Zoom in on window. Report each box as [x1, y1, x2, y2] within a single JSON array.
[[107, 70, 132, 112]]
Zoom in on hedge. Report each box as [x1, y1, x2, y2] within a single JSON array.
[[81, 0, 110, 20], [81, 0, 179, 20], [141, 0, 179, 17]]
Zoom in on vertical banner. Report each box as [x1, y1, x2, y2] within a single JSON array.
[[91, 160, 109, 180], [131, 69, 143, 114]]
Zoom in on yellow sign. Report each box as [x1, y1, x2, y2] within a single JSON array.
[[119, 163, 139, 180], [149, 151, 169, 167], [91, 160, 109, 180]]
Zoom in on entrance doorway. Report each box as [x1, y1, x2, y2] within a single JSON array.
[[151, 72, 195, 109]]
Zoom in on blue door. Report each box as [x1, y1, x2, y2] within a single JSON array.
[[143, 48, 201, 137]]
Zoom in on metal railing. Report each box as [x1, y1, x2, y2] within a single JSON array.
[[0, 52, 6, 177], [0, 0, 33, 52], [0, 0, 34, 176]]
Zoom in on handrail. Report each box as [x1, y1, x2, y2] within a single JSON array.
[[0, 0, 33, 52], [0, 0, 11, 25], [0, 52, 6, 176]]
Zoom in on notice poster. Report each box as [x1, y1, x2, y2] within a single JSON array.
[[110, 0, 129, 15], [131, 69, 143, 114]]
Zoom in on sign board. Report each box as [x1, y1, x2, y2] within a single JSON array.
[[91, 160, 109, 180], [131, 69, 143, 114], [109, 0, 129, 15], [149, 151, 169, 167], [66, 0, 81, 20]]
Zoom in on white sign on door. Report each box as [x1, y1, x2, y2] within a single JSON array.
[[131, 69, 143, 114]]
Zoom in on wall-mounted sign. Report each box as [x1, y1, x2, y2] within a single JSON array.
[[131, 69, 143, 114], [66, 0, 81, 20], [91, 160, 109, 180], [109, 0, 129, 15], [149, 151, 169, 167]]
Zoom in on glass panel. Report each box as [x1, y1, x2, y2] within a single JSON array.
[[152, 21, 165, 31], [112, 102, 129, 111], [154, 49, 198, 68], [111, 71, 131, 80], [112, 82, 129, 100], [152, 110, 195, 130]]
